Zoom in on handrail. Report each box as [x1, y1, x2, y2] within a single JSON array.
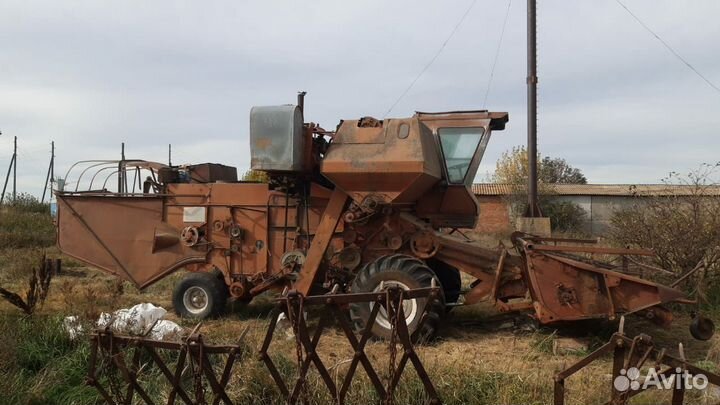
[[61, 159, 168, 196]]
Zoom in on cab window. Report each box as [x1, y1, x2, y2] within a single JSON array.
[[438, 127, 485, 184]]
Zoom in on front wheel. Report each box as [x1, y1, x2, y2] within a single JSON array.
[[172, 272, 228, 319], [348, 254, 445, 342]]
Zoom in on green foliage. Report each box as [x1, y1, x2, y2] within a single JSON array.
[[529, 330, 557, 355], [0, 195, 55, 249], [540, 200, 587, 234], [7, 192, 51, 213], [0, 315, 98, 405], [241, 170, 269, 183], [493, 146, 588, 233], [13, 316, 75, 372], [539, 156, 587, 184]]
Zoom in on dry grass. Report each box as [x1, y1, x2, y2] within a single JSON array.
[[3, 264, 719, 404], [2, 205, 720, 404]]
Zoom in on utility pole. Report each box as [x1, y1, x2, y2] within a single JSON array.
[[12, 136, 17, 201], [118, 142, 125, 194], [168, 144, 172, 166], [1, 137, 14, 205], [41, 141, 55, 203], [50, 141, 54, 192], [525, 0, 541, 217]]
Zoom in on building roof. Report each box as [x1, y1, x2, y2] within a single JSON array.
[[472, 183, 720, 197]]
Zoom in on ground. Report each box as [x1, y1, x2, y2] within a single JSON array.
[[1, 207, 719, 404]]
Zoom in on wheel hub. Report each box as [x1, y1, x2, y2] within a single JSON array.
[[183, 286, 209, 314], [371, 281, 419, 330]]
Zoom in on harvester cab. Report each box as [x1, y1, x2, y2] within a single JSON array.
[[55, 95, 713, 342]]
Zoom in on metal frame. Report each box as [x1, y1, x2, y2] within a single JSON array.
[[259, 286, 443, 405], [87, 324, 247, 405], [554, 317, 720, 405]]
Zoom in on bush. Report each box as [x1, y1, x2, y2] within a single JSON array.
[[540, 200, 587, 234], [7, 193, 50, 214], [0, 194, 54, 249], [608, 164, 720, 303]]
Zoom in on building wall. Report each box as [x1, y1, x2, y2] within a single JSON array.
[[475, 194, 639, 236], [475, 196, 512, 234]]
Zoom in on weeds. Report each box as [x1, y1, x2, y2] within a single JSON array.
[[0, 254, 54, 315], [0, 315, 98, 405], [59, 278, 126, 321], [0, 199, 54, 249], [529, 330, 557, 355]]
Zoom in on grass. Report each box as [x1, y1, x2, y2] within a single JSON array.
[[2, 201, 720, 404], [3, 271, 720, 404]]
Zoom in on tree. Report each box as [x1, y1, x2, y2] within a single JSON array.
[[539, 156, 587, 184], [609, 164, 720, 304], [493, 146, 587, 185], [241, 170, 269, 183], [492, 146, 588, 233]]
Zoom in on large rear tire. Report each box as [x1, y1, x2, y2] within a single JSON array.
[[349, 254, 445, 342], [172, 272, 228, 319], [426, 258, 462, 304]]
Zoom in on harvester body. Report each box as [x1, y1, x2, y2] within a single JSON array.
[[55, 101, 708, 340]]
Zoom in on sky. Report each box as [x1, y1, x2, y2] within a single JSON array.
[[1, 0, 719, 199]]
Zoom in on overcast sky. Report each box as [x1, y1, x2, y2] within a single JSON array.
[[1, 0, 719, 198]]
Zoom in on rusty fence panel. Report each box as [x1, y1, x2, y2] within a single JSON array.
[[87, 286, 442, 405], [554, 317, 720, 405], [259, 286, 443, 405], [87, 324, 247, 405]]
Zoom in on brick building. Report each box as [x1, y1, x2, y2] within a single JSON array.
[[472, 183, 720, 236]]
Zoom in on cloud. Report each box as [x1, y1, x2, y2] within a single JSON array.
[[0, 0, 719, 198]]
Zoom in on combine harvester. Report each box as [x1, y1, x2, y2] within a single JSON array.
[[56, 95, 713, 342]]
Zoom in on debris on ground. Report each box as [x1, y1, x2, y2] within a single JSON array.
[[64, 302, 183, 340]]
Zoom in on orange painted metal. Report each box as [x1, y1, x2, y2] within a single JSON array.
[[292, 187, 348, 296], [55, 107, 703, 336]]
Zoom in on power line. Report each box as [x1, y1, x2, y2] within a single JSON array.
[[615, 0, 720, 94], [383, 0, 479, 118], [482, 0, 513, 108]]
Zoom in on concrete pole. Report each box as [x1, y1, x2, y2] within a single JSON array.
[[526, 0, 540, 217]]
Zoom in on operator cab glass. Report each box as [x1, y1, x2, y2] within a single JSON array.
[[438, 127, 486, 184]]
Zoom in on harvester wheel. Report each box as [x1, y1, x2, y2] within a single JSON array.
[[426, 258, 462, 304], [349, 254, 445, 342], [173, 272, 228, 319]]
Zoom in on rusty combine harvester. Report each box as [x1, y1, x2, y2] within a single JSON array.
[[56, 95, 713, 342]]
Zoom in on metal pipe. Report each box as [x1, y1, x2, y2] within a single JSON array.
[[297, 91, 307, 115], [1, 154, 14, 205], [526, 0, 539, 217], [12, 136, 17, 200]]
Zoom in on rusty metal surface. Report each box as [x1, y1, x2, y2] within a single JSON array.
[[554, 317, 720, 405], [56, 180, 335, 292], [513, 234, 691, 324], [87, 325, 247, 405], [321, 116, 443, 206], [56, 104, 708, 343], [259, 286, 443, 405], [86, 286, 442, 405], [292, 187, 348, 296]]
